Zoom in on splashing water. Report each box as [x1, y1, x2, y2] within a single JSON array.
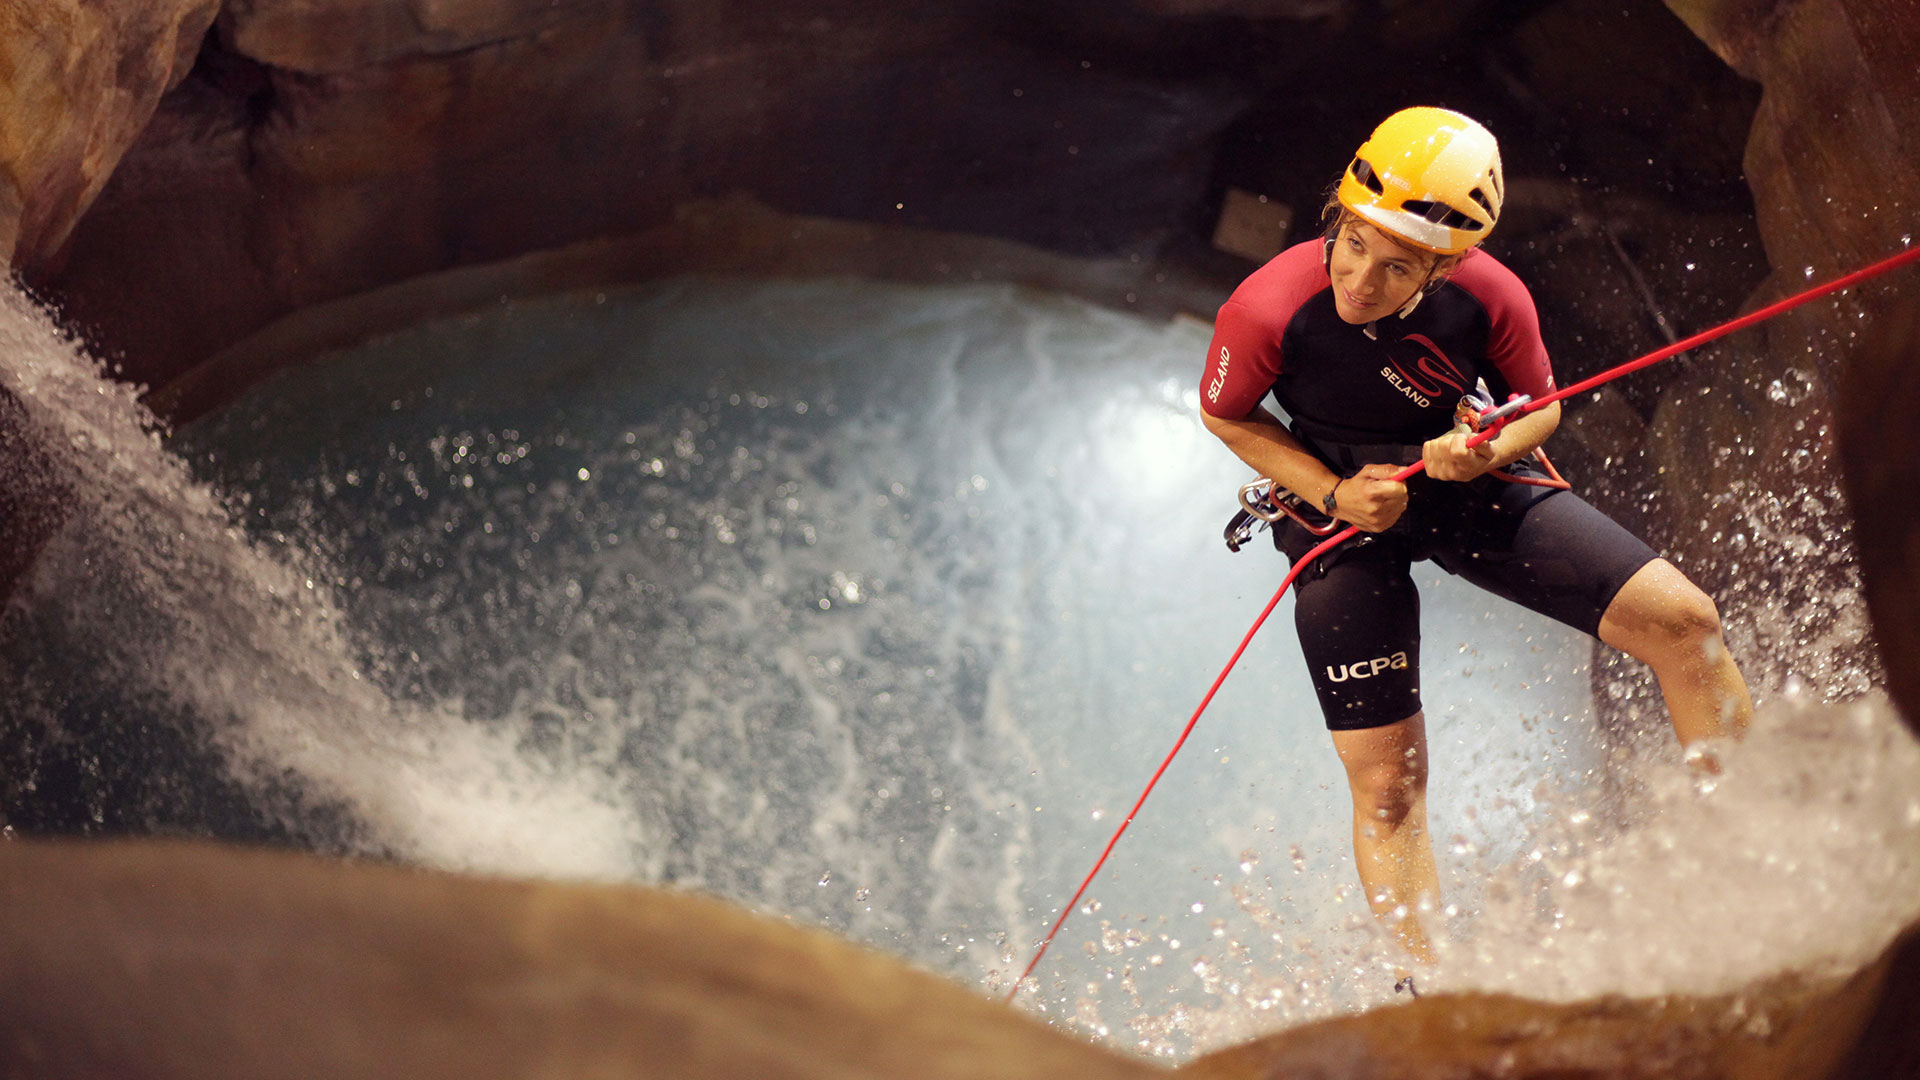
[[1170, 692, 1920, 1056], [0, 284, 646, 877], [4, 274, 1912, 1064]]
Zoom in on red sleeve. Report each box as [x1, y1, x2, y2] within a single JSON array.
[[1200, 299, 1284, 419], [1454, 251, 1556, 399]]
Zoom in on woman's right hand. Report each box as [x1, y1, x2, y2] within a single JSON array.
[[1333, 463, 1409, 533]]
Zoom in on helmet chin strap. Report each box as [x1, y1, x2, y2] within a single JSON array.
[[1397, 259, 1444, 317], [1361, 262, 1441, 339]]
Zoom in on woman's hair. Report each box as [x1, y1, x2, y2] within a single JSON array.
[[1319, 190, 1465, 279]]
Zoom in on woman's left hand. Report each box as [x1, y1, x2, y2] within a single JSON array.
[[1422, 426, 1498, 482]]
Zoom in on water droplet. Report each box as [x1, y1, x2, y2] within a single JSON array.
[[1768, 368, 1814, 407]]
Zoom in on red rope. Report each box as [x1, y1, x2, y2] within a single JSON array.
[[1005, 241, 1920, 1003], [1002, 527, 1349, 997]]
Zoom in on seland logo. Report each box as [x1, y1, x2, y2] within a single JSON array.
[[1326, 651, 1410, 683], [1381, 333, 1467, 410], [1207, 344, 1230, 404]]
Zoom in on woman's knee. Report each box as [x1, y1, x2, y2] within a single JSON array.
[[1651, 584, 1724, 648], [1348, 757, 1427, 827], [1605, 563, 1727, 662]]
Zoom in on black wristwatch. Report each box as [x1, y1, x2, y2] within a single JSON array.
[[1322, 478, 1341, 515]]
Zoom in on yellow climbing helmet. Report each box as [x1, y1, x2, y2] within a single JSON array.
[[1337, 107, 1504, 256]]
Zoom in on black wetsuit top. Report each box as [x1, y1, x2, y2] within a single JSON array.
[[1199, 240, 1654, 731], [1204, 239, 1555, 462]]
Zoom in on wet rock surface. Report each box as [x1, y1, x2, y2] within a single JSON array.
[[1841, 299, 1920, 737], [0, 0, 216, 265], [3, 833, 1915, 1080], [0, 838, 1163, 1080], [1625, 0, 1920, 716], [1183, 955, 1902, 1080]]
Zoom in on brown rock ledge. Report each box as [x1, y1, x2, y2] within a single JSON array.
[[4, 835, 1915, 1079], [0, 837, 1162, 1080]]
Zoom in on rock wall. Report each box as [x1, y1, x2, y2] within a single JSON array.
[[18, 0, 1252, 392], [0, 0, 216, 265], [11, 0, 1763, 407], [1627, 0, 1920, 708]]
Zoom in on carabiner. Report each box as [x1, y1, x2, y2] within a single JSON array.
[[1235, 479, 1339, 540]]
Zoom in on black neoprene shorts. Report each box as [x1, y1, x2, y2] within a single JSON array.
[[1275, 466, 1658, 731]]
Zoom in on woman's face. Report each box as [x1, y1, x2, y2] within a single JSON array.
[[1327, 220, 1436, 325]]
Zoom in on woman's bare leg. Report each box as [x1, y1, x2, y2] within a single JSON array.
[[1331, 711, 1438, 965], [1597, 558, 1753, 746]]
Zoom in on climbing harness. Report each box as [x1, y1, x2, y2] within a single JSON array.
[[1222, 383, 1570, 552], [1005, 241, 1920, 1003]]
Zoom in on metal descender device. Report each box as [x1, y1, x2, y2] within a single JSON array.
[[1223, 478, 1338, 552]]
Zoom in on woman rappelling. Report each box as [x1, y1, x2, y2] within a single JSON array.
[[1198, 106, 1755, 983]]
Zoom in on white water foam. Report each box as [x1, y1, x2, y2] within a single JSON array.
[[0, 283, 646, 880], [1158, 691, 1920, 1057]]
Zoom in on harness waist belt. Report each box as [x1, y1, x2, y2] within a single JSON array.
[[1290, 423, 1426, 475]]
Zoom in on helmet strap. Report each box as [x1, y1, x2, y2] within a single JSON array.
[[1394, 259, 1447, 320]]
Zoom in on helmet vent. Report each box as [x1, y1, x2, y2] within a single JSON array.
[[1401, 199, 1483, 232], [1350, 158, 1384, 196], [1468, 187, 1495, 217]]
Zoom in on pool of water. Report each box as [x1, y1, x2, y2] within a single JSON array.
[[172, 275, 1595, 1006]]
